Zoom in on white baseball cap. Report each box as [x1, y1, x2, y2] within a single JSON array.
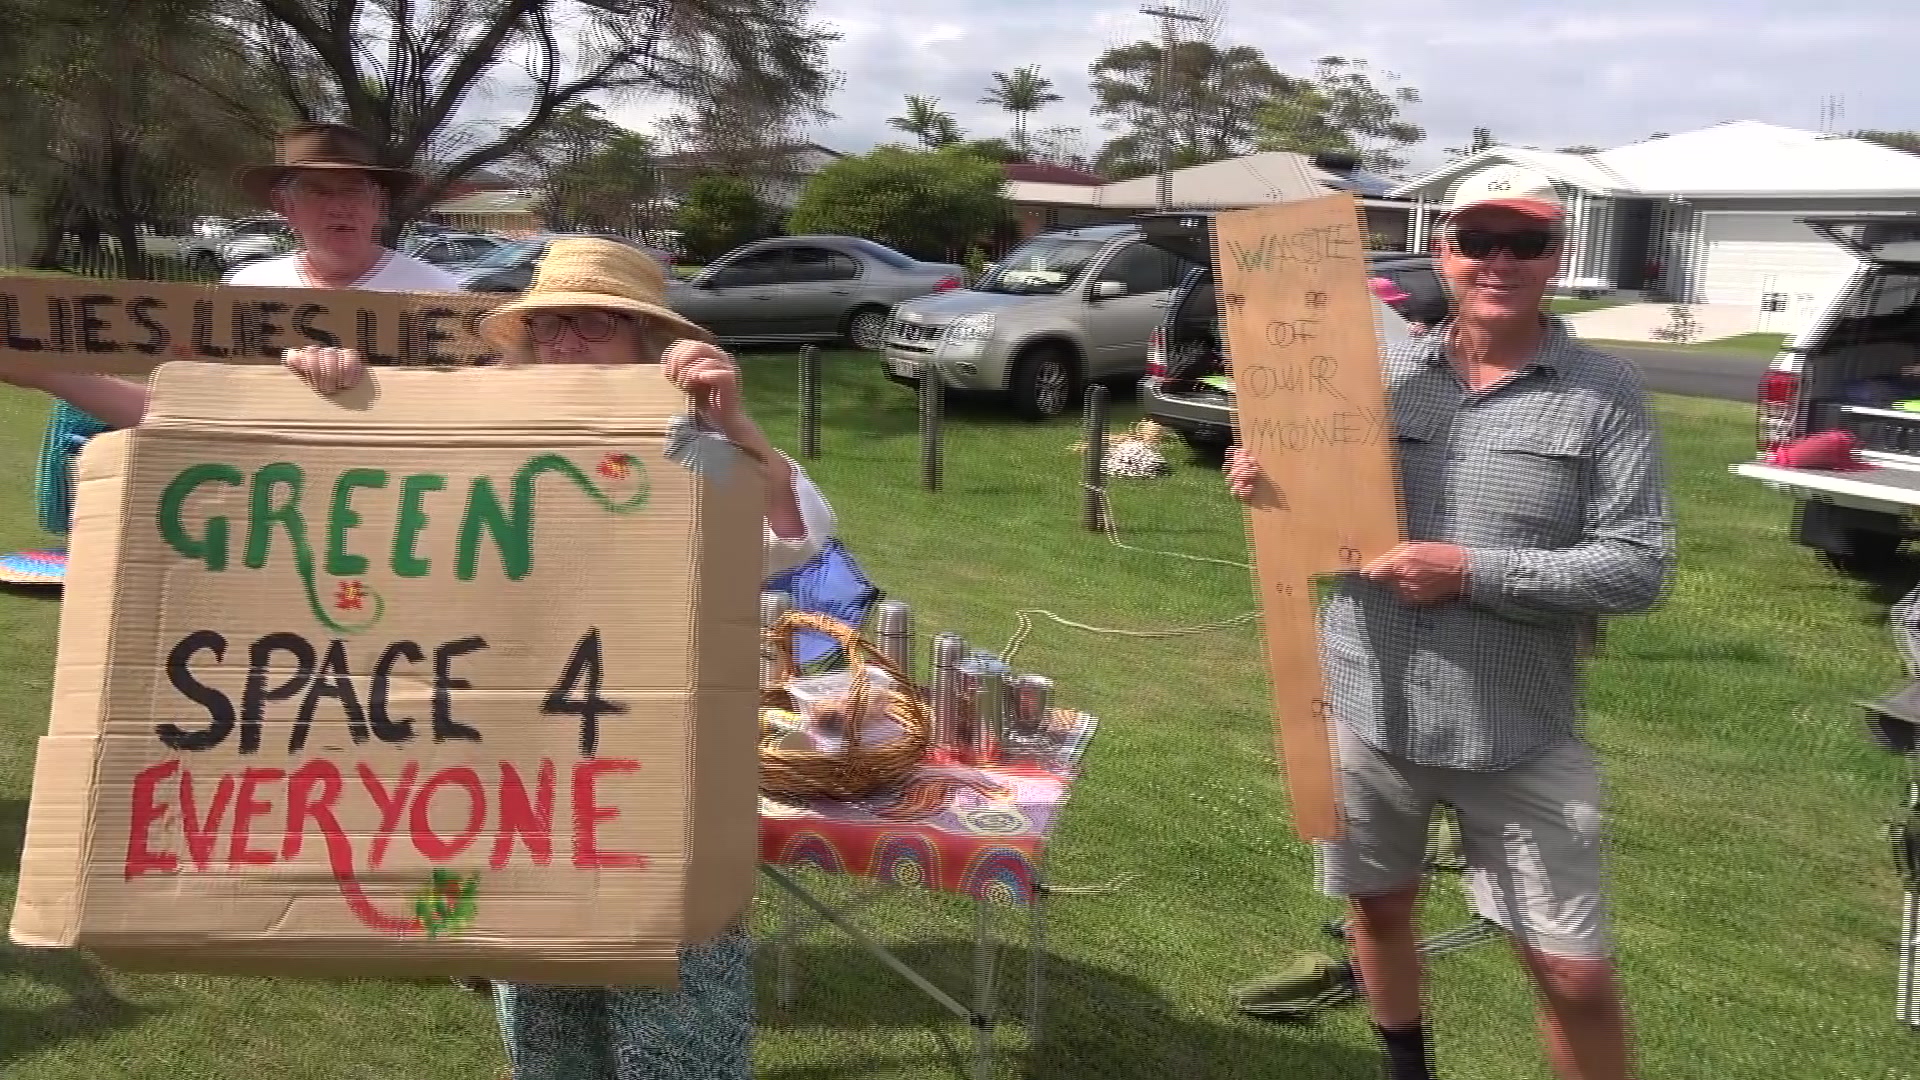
[[1446, 164, 1564, 223]]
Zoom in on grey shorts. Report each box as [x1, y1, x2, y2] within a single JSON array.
[[1316, 723, 1614, 959]]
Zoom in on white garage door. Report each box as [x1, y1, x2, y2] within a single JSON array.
[[1699, 213, 1859, 308]]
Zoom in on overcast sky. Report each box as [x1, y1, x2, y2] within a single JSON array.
[[591, 0, 1911, 179]]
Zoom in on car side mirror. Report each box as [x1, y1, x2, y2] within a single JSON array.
[[1092, 280, 1128, 300]]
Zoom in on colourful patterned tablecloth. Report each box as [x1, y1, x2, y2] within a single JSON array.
[[759, 710, 1098, 908], [0, 549, 67, 588]]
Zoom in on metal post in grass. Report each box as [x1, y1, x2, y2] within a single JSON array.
[[918, 361, 943, 491], [1082, 383, 1109, 532], [798, 345, 821, 460]]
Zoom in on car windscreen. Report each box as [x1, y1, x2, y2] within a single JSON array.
[[469, 239, 543, 269], [976, 236, 1109, 295]]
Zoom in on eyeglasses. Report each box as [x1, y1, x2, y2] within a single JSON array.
[[524, 310, 629, 344], [282, 176, 381, 201], [1450, 228, 1558, 261]]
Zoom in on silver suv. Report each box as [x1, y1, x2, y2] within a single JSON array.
[[880, 223, 1186, 419]]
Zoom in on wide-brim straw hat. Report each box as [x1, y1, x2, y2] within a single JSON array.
[[238, 122, 423, 206], [477, 236, 714, 355]]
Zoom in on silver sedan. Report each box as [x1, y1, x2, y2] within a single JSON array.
[[668, 236, 966, 350]]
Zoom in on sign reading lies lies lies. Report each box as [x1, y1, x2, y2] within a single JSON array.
[[0, 276, 500, 374]]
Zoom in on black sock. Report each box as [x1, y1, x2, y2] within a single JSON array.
[[1376, 1021, 1434, 1080]]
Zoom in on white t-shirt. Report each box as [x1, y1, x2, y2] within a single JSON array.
[[224, 249, 464, 292]]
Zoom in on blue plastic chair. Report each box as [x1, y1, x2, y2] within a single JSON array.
[[763, 536, 882, 670]]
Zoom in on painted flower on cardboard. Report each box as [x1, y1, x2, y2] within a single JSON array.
[[413, 868, 480, 938], [597, 452, 637, 481]]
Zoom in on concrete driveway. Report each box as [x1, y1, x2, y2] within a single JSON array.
[[1564, 302, 1761, 343]]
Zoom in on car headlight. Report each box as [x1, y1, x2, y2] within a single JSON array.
[[943, 313, 995, 344]]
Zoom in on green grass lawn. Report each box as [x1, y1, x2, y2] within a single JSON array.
[[1586, 331, 1793, 358], [1548, 296, 1630, 315], [0, 355, 1915, 1078]]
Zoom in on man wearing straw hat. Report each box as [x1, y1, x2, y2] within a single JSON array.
[[1, 121, 462, 428]]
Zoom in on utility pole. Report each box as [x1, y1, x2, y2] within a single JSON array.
[[1140, 4, 1204, 211]]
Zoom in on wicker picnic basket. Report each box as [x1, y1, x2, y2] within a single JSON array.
[[759, 611, 932, 801]]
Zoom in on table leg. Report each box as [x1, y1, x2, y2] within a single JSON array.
[[1902, 887, 1919, 1028], [1027, 881, 1046, 1044], [1905, 780, 1920, 1029], [776, 871, 799, 1011], [973, 896, 999, 1080], [761, 865, 979, 1023]]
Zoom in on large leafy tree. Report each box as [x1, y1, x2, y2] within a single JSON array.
[[1089, 40, 1289, 179], [787, 146, 1006, 262], [654, 68, 840, 211], [888, 95, 963, 149], [0, 0, 284, 276], [981, 66, 1062, 158], [551, 131, 659, 234], [1252, 57, 1424, 177], [673, 174, 766, 262], [223, 0, 837, 237], [508, 102, 660, 233], [1857, 130, 1920, 155]]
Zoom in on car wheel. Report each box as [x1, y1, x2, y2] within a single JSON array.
[[844, 305, 891, 351], [1180, 428, 1231, 454], [1817, 528, 1907, 578], [1009, 346, 1081, 421]]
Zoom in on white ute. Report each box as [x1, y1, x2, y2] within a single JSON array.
[[1732, 215, 1920, 575]]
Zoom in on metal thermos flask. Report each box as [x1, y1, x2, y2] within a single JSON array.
[[876, 601, 915, 678], [929, 632, 968, 753]]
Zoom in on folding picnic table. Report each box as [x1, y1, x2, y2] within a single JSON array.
[[758, 707, 1099, 1080]]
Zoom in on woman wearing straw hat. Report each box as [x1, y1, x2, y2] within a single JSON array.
[[286, 235, 834, 1080]]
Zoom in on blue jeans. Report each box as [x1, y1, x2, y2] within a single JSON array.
[[493, 926, 754, 1080]]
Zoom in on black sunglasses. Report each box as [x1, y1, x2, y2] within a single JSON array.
[[1450, 228, 1558, 261]]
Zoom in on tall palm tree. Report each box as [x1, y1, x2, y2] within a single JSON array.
[[981, 66, 1062, 158], [888, 94, 962, 149]]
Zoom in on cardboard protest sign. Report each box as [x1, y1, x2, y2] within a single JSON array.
[[10, 363, 765, 986], [0, 275, 500, 375], [1212, 194, 1407, 842]]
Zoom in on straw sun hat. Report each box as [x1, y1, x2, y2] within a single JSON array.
[[477, 237, 714, 357]]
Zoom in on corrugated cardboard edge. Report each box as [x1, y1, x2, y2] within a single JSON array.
[[682, 443, 767, 945], [91, 943, 683, 985], [10, 431, 132, 947]]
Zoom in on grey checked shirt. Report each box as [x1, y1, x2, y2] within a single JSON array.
[[1321, 317, 1675, 771]]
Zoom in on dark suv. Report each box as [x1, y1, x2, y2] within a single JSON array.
[[1135, 211, 1445, 452]]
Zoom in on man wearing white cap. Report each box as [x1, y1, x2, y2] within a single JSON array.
[[1226, 164, 1675, 1080]]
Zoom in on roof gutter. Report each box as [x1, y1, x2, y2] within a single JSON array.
[[1649, 189, 1920, 200]]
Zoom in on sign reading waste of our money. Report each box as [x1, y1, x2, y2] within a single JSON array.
[[1211, 194, 1410, 843], [10, 363, 766, 987]]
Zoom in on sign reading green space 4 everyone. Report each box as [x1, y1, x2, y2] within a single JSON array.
[[157, 451, 650, 633]]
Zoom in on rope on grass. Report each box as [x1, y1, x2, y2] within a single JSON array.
[[1001, 486, 1260, 663], [1037, 872, 1139, 897]]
